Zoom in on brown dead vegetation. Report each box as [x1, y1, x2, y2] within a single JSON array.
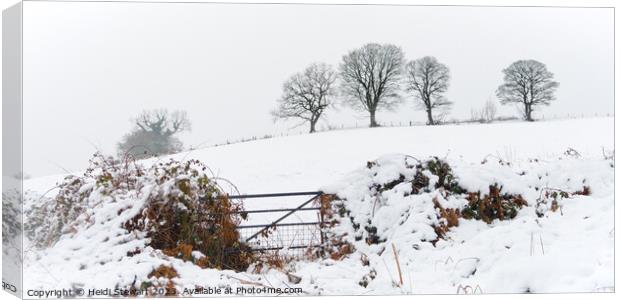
[[323, 157, 535, 255], [32, 152, 255, 273], [536, 186, 592, 217], [125, 265, 179, 297], [574, 186, 591, 196], [461, 184, 528, 224], [252, 252, 290, 273], [121, 159, 254, 271], [432, 198, 461, 243], [149, 265, 179, 279]]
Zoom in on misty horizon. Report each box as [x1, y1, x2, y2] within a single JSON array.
[[22, 2, 613, 177]]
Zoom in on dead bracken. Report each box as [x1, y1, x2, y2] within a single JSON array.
[[320, 156, 557, 256], [29, 152, 254, 272], [461, 184, 528, 224]]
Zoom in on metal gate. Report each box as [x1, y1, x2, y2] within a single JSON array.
[[226, 191, 326, 258]]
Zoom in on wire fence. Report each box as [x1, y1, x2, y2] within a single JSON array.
[[237, 222, 324, 258], [195, 113, 614, 151], [223, 191, 327, 259]]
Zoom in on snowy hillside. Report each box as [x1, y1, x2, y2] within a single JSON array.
[[24, 117, 614, 222], [21, 117, 614, 295]]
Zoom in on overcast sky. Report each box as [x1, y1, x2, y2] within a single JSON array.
[[22, 1, 613, 177]]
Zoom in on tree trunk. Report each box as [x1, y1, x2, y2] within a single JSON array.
[[426, 109, 435, 125], [309, 120, 317, 133], [369, 111, 378, 127], [524, 104, 534, 121]]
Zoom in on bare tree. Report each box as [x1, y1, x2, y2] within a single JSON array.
[[470, 108, 482, 123], [496, 60, 559, 121], [405, 56, 451, 125], [470, 99, 498, 123], [272, 63, 336, 133], [482, 98, 497, 123], [339, 43, 405, 127], [134, 109, 191, 137], [118, 109, 191, 158]]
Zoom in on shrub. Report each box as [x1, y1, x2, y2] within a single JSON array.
[[25, 175, 94, 248], [461, 184, 527, 223], [322, 157, 530, 256], [535, 186, 591, 217], [123, 265, 179, 297], [25, 152, 253, 271], [320, 157, 472, 253], [26, 153, 132, 248], [419, 157, 466, 193], [432, 197, 461, 241], [2, 189, 22, 249], [123, 159, 253, 271]]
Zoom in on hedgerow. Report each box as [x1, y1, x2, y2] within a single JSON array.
[[25, 152, 253, 271]]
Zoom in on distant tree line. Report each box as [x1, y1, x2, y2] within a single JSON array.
[[273, 43, 559, 132], [115, 44, 560, 159]]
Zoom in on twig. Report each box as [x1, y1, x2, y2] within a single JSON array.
[[452, 257, 480, 274], [434, 256, 454, 271], [456, 284, 483, 294], [381, 258, 396, 286], [404, 155, 422, 165], [539, 235, 545, 255], [391, 243, 403, 287], [371, 196, 379, 218], [456, 284, 473, 294], [227, 275, 270, 288], [473, 285, 483, 294]]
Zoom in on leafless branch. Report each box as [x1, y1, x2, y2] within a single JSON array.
[[405, 56, 451, 125], [496, 60, 559, 121], [339, 43, 405, 127]]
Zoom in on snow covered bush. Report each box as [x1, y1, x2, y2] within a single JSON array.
[[534, 186, 591, 217], [461, 184, 528, 223], [123, 158, 253, 271], [25, 153, 253, 271], [26, 154, 131, 248], [2, 187, 24, 285], [2, 189, 21, 245], [320, 155, 530, 255], [25, 175, 92, 248], [312, 153, 612, 293]]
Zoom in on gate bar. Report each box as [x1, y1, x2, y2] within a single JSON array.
[[237, 221, 322, 229], [245, 192, 323, 241], [232, 207, 320, 214], [223, 191, 322, 199]]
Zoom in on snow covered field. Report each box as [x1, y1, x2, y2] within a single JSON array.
[[25, 116, 614, 223], [22, 117, 614, 295]]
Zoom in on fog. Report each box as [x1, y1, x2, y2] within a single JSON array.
[[22, 1, 613, 176]]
